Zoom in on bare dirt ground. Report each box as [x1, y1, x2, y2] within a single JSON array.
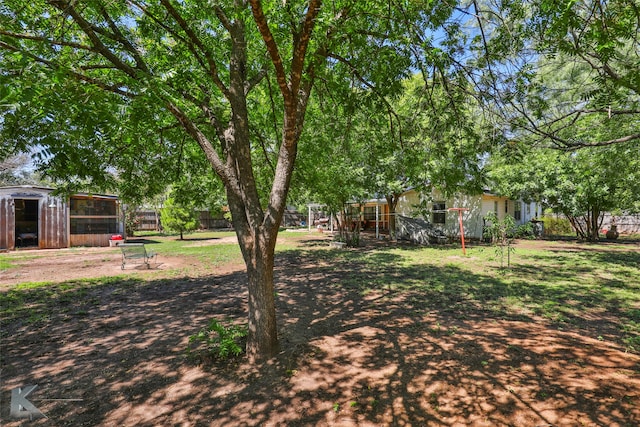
[[0, 235, 243, 287], [1, 236, 639, 426]]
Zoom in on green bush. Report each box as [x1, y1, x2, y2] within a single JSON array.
[[541, 215, 573, 236], [509, 222, 535, 239], [160, 197, 199, 240], [187, 319, 247, 361]]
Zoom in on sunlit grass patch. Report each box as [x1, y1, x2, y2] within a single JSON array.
[[0, 258, 12, 270], [0, 276, 140, 322], [297, 238, 640, 349], [0, 253, 44, 270]]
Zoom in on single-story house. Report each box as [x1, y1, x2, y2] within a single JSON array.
[[0, 185, 124, 250], [325, 189, 542, 241], [395, 188, 542, 240]]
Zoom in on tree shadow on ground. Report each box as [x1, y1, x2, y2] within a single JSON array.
[[122, 238, 163, 245], [1, 243, 639, 426]]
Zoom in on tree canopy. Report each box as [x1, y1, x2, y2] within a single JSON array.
[[0, 0, 467, 361], [468, 0, 640, 149], [488, 140, 640, 240]]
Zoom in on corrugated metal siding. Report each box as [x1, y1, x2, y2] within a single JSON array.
[[2, 186, 122, 250], [0, 197, 15, 250], [40, 196, 68, 249], [70, 234, 111, 247]]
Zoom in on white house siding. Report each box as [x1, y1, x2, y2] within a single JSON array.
[[396, 189, 537, 240], [396, 189, 420, 215]]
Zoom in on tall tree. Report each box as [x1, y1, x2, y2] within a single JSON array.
[[488, 141, 640, 241], [0, 152, 36, 185], [293, 88, 370, 242], [0, 1, 461, 361], [468, 0, 640, 149]]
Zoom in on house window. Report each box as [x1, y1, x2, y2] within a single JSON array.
[[494, 201, 498, 214], [432, 202, 446, 224], [363, 206, 377, 221], [505, 200, 509, 213], [514, 202, 522, 221]]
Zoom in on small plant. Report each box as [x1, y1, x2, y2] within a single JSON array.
[[484, 211, 516, 269], [429, 392, 439, 411], [187, 318, 248, 361], [510, 222, 535, 239], [541, 214, 573, 236], [623, 332, 640, 353]]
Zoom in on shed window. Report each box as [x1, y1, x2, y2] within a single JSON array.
[[432, 202, 446, 224], [69, 197, 118, 235], [70, 198, 116, 216], [70, 218, 118, 234]]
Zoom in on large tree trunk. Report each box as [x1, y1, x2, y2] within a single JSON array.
[[169, 1, 318, 363], [227, 185, 281, 361], [241, 228, 279, 361]]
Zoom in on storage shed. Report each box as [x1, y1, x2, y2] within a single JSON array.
[[0, 186, 123, 251]]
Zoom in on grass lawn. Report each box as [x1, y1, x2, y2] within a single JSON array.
[[301, 237, 640, 352], [1, 231, 639, 426]]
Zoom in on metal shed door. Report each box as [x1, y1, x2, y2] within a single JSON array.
[[0, 197, 15, 250], [39, 197, 68, 249]]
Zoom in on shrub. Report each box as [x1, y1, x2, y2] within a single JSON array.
[[160, 197, 199, 240], [510, 222, 535, 239], [541, 215, 573, 236], [187, 319, 247, 361]]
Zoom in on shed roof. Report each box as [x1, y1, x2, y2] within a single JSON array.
[[0, 185, 118, 200]]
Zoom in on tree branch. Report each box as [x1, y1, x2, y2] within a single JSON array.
[[158, 0, 230, 98], [48, 0, 140, 79], [248, 0, 291, 102], [289, 0, 322, 95], [0, 40, 134, 98], [97, 3, 149, 73], [559, 133, 640, 150], [245, 67, 268, 95], [0, 29, 94, 51], [166, 102, 230, 186]]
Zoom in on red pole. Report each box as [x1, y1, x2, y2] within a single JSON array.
[[448, 208, 469, 255], [458, 210, 466, 255]]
